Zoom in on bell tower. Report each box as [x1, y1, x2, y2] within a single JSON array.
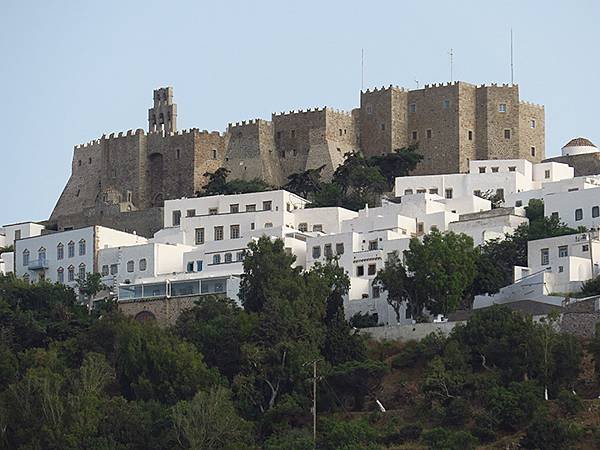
[[148, 86, 177, 132]]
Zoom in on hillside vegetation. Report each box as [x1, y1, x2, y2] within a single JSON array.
[[0, 237, 599, 449]]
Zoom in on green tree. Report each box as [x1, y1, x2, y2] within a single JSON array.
[[175, 296, 256, 381], [172, 386, 254, 450], [110, 317, 220, 404], [201, 167, 230, 195], [200, 168, 271, 196], [369, 144, 423, 190], [521, 411, 582, 450], [451, 306, 536, 382], [235, 237, 326, 415], [284, 165, 325, 198], [405, 231, 477, 316], [373, 251, 415, 321]]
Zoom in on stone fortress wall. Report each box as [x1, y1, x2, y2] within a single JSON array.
[[49, 82, 545, 236]]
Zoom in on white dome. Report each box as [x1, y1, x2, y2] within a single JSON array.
[[561, 137, 598, 156]]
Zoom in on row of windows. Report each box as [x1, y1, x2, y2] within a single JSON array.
[[574, 206, 600, 221], [172, 201, 273, 225], [356, 263, 377, 277], [22, 240, 86, 265], [298, 223, 323, 233], [207, 251, 245, 266], [56, 264, 86, 283], [540, 244, 589, 265], [312, 242, 345, 259], [404, 187, 454, 199], [100, 259, 147, 276]]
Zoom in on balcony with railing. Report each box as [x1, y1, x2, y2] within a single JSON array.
[[118, 275, 234, 302], [27, 258, 49, 270]]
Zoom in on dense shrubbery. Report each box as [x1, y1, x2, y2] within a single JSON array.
[[0, 243, 597, 448]]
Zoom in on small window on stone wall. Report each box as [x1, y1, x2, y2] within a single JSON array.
[[176, 149, 180, 159], [531, 146, 536, 157], [504, 129, 511, 139], [212, 149, 217, 159]]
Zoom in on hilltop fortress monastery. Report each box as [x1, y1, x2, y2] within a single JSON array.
[[49, 82, 546, 236]]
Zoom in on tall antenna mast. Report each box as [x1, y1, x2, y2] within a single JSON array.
[[510, 29, 514, 85], [361, 48, 364, 91], [449, 48, 454, 82]]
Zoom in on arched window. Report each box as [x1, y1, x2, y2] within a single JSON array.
[[139, 259, 147, 271], [224, 253, 232, 263], [38, 247, 46, 261], [22, 249, 30, 266], [57, 267, 64, 283], [212, 254, 221, 265], [57, 243, 64, 260], [79, 239, 86, 256], [68, 241, 75, 258], [78, 263, 86, 280], [67, 265, 75, 282], [127, 260, 134, 272]]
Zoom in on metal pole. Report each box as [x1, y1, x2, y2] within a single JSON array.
[[313, 360, 317, 447], [449, 48, 453, 83], [510, 28, 514, 85], [361, 48, 364, 91]]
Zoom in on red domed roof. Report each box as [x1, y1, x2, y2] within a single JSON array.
[[563, 137, 596, 148]]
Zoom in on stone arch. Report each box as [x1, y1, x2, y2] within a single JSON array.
[[134, 310, 156, 322]]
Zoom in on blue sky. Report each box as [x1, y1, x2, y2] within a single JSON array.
[[1, 0, 598, 225]]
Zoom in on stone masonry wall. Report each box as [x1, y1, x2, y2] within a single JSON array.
[[560, 297, 600, 338], [407, 84, 461, 175], [543, 152, 600, 177], [51, 84, 545, 229], [119, 294, 225, 326]]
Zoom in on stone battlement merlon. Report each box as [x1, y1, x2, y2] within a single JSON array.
[[272, 107, 327, 118], [361, 84, 407, 94], [520, 100, 544, 109], [227, 118, 271, 129]]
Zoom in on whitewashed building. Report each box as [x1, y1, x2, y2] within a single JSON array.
[[0, 251, 14, 275], [448, 207, 528, 246], [543, 186, 600, 230], [98, 242, 195, 287], [14, 226, 146, 287], [0, 222, 45, 247], [474, 231, 600, 308], [395, 159, 573, 203]]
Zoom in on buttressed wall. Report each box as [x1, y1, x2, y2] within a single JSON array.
[[50, 83, 544, 235]]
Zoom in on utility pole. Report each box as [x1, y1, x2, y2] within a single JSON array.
[[304, 358, 321, 448], [312, 360, 317, 446]]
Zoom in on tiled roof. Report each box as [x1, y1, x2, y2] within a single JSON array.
[[563, 137, 596, 148]]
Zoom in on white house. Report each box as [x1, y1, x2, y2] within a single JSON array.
[[395, 159, 573, 203], [474, 231, 600, 309], [448, 207, 528, 247], [0, 251, 14, 275], [97, 242, 195, 287], [543, 186, 600, 230], [14, 226, 147, 287], [1, 222, 45, 247], [504, 175, 600, 209]]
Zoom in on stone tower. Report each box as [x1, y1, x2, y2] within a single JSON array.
[[148, 87, 177, 132]]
